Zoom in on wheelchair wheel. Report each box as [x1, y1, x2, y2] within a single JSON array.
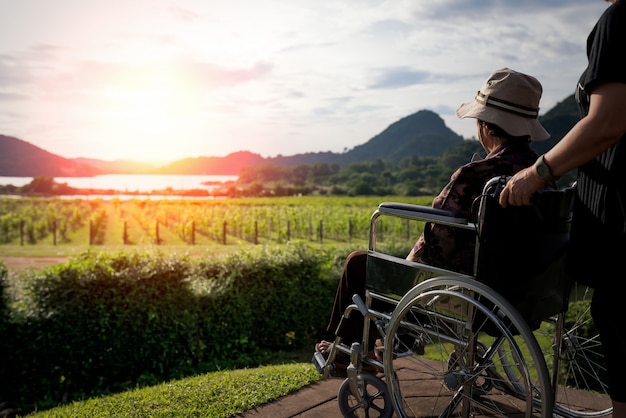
[[535, 283, 612, 417], [383, 277, 552, 418], [337, 373, 393, 418]]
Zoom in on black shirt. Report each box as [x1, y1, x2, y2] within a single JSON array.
[[569, 0, 626, 285]]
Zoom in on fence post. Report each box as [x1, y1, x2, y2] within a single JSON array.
[[254, 220, 258, 245], [20, 220, 24, 246], [319, 220, 323, 243], [406, 219, 410, 241], [287, 220, 291, 242], [156, 221, 160, 245], [52, 220, 57, 246], [191, 221, 195, 245], [123, 221, 128, 244], [223, 221, 227, 245], [348, 219, 353, 243], [89, 220, 93, 245]]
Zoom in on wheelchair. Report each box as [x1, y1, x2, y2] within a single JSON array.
[[312, 176, 611, 418]]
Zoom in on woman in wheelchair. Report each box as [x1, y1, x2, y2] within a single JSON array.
[[316, 68, 556, 370]]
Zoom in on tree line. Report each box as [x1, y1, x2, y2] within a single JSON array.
[[228, 140, 486, 197], [0, 139, 577, 198], [229, 138, 577, 197]]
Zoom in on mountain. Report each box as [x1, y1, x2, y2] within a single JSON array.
[[0, 97, 580, 177], [531, 94, 579, 156], [160, 110, 463, 172], [154, 151, 265, 175], [0, 135, 101, 177], [73, 158, 158, 174], [338, 110, 463, 164]]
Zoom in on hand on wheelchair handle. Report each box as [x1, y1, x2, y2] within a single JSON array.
[[498, 167, 545, 207]]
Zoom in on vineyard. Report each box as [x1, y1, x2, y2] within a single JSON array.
[[0, 195, 434, 252]]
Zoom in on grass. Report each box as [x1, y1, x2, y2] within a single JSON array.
[[0, 238, 364, 259], [24, 363, 321, 418], [0, 240, 252, 257]]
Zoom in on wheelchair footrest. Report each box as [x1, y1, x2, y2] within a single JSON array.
[[312, 352, 326, 374]]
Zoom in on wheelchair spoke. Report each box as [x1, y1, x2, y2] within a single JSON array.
[[383, 277, 552, 418], [536, 283, 612, 417]]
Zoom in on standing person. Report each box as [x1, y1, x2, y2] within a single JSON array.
[[317, 68, 552, 365], [499, 1, 626, 415]]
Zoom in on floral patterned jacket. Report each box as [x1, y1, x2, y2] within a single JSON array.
[[407, 140, 540, 274]]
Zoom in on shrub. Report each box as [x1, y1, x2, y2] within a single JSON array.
[[1, 245, 339, 413], [194, 244, 338, 362]]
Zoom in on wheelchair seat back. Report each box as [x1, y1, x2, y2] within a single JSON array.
[[475, 181, 575, 327]]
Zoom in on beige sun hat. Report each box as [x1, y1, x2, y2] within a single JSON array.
[[456, 68, 550, 142]]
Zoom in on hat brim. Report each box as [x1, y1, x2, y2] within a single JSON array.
[[456, 100, 550, 142]]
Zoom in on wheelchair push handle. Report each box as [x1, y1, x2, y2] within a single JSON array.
[[479, 176, 575, 222]]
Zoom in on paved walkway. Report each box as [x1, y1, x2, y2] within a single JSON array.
[[237, 375, 343, 417], [237, 355, 612, 418]]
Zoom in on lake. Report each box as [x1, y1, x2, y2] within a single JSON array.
[[0, 174, 238, 193]]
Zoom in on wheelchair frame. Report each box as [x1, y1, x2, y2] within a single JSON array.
[[313, 176, 611, 418]]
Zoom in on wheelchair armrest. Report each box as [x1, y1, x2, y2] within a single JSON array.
[[377, 202, 467, 224]]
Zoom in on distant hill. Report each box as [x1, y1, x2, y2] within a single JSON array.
[[154, 151, 265, 175], [157, 110, 464, 172], [0, 135, 101, 177], [338, 110, 463, 164], [73, 158, 158, 174], [531, 94, 578, 156], [0, 97, 580, 177]]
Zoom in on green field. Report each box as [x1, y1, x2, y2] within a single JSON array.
[[0, 195, 434, 257]]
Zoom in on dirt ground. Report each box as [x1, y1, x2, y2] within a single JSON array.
[[0, 256, 69, 272]]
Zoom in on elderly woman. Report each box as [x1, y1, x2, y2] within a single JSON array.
[[317, 68, 552, 366]]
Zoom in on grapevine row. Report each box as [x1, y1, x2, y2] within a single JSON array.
[[0, 197, 431, 247]]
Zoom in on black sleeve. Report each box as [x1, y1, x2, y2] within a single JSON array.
[[582, 1, 626, 92]]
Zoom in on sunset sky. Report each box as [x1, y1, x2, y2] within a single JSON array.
[[0, 0, 609, 164]]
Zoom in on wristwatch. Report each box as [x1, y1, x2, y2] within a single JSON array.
[[534, 155, 559, 181]]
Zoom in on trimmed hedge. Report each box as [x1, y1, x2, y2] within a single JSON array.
[[0, 244, 340, 414]]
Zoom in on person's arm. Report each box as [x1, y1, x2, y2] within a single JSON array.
[[499, 82, 626, 207]]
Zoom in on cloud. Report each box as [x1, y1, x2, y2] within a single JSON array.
[[368, 67, 432, 89], [1, 49, 273, 101], [0, 58, 29, 87], [0, 44, 65, 88], [201, 61, 273, 88], [0, 92, 28, 101], [0, 0, 612, 161], [420, 0, 590, 20], [167, 6, 201, 22], [364, 19, 414, 38]]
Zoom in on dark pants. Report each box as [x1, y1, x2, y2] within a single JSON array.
[[591, 286, 626, 402], [326, 250, 386, 348]]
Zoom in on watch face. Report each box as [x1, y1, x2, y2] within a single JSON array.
[[537, 163, 549, 178]]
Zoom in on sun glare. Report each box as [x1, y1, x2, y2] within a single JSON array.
[[96, 69, 202, 163]]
